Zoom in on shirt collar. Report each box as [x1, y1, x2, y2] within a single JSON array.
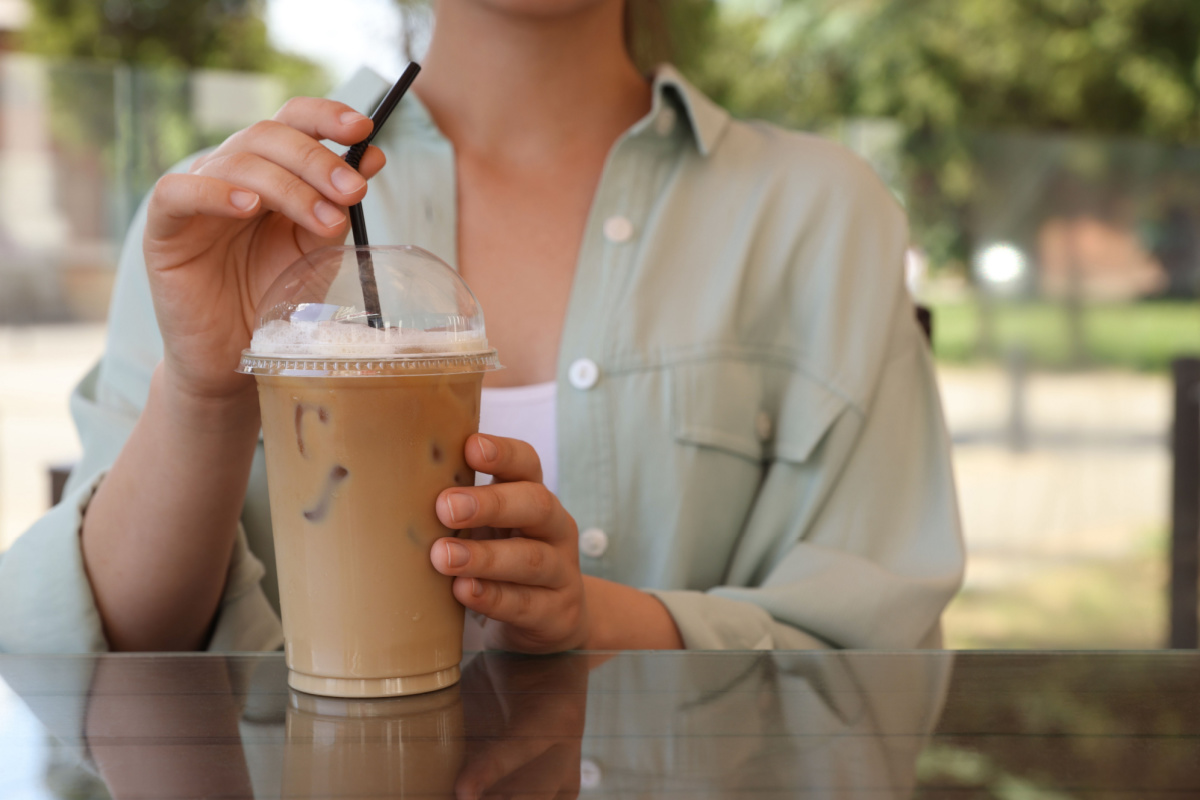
[[334, 63, 730, 157], [648, 64, 729, 157]]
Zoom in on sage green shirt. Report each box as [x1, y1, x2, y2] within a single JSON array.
[[0, 66, 964, 654]]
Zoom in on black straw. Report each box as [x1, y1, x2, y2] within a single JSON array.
[[344, 62, 421, 329]]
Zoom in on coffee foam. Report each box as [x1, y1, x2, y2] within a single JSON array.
[[250, 319, 489, 357]]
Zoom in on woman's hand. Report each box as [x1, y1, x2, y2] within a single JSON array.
[[143, 98, 387, 403], [430, 434, 588, 654]]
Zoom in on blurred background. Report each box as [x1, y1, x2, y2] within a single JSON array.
[[1, 0, 1197, 651]]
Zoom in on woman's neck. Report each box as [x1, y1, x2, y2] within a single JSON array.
[[415, 0, 651, 166]]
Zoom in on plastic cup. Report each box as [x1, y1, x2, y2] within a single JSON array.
[[239, 245, 500, 698]]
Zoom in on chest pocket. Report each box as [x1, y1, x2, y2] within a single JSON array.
[[671, 359, 848, 465]]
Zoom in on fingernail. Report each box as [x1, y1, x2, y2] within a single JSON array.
[[314, 200, 344, 228], [230, 190, 258, 211], [471, 578, 486, 597], [446, 492, 478, 523], [340, 110, 369, 125], [331, 166, 366, 194], [476, 436, 498, 463], [444, 540, 469, 568]]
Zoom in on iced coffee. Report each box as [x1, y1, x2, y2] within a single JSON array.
[[239, 245, 500, 698]]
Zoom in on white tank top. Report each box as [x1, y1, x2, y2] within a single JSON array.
[[476, 381, 558, 494]]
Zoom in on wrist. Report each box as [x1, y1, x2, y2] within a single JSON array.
[[156, 363, 260, 436], [581, 576, 684, 651], [581, 576, 610, 650]]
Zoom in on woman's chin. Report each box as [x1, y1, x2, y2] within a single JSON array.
[[450, 0, 616, 23]]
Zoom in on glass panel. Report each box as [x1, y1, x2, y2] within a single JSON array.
[[2, 651, 1198, 798]]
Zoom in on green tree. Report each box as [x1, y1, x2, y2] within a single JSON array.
[[21, 0, 325, 92], [668, 0, 1200, 269], [18, 1, 329, 234]]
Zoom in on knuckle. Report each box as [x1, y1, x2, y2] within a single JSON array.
[[528, 484, 557, 521], [246, 119, 277, 139], [514, 586, 535, 619], [221, 150, 255, 174], [274, 96, 304, 118], [278, 172, 312, 205], [521, 439, 543, 468], [152, 172, 182, 196], [489, 487, 509, 519], [473, 542, 494, 571], [524, 543, 546, 572], [295, 141, 328, 173]]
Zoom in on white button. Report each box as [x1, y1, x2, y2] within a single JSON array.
[[755, 410, 772, 442], [654, 107, 676, 137], [580, 757, 602, 789], [602, 215, 634, 243], [579, 528, 608, 558], [568, 358, 599, 390]]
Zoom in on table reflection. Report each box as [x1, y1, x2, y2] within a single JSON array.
[[0, 651, 950, 799], [580, 652, 950, 797]]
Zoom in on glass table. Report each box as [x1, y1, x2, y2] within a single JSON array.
[[0, 650, 1197, 798]]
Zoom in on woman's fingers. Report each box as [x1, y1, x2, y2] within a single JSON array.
[[194, 151, 350, 237], [160, 98, 387, 245], [201, 121, 370, 208], [454, 736, 560, 800], [436, 480, 574, 543], [431, 535, 569, 589], [145, 173, 262, 242], [270, 96, 374, 144], [465, 434, 543, 484], [451, 577, 580, 643], [355, 144, 387, 180]]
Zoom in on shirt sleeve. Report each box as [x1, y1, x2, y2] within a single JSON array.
[[648, 290, 965, 651], [0, 182, 282, 655]]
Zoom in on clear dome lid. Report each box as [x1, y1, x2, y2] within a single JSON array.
[[238, 245, 500, 377]]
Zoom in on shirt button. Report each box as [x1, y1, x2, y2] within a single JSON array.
[[579, 527, 608, 558], [568, 358, 599, 390], [602, 215, 634, 243], [580, 758, 602, 788], [755, 410, 773, 442], [654, 107, 677, 137]]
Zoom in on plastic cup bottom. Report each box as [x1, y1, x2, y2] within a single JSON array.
[[288, 664, 462, 698]]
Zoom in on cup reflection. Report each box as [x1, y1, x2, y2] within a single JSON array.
[[283, 685, 465, 798]]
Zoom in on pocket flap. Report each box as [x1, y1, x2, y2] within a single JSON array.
[[773, 369, 847, 463], [672, 360, 847, 464]]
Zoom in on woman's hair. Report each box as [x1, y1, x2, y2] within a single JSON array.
[[623, 0, 672, 73]]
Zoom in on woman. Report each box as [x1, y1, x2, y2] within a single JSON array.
[[0, 0, 964, 654]]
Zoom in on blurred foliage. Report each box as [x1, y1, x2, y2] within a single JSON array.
[[17, 0, 329, 236], [20, 0, 325, 92], [665, 0, 1200, 270]]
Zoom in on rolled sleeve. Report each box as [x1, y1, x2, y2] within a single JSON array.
[[0, 471, 281, 655], [0, 474, 109, 654], [646, 589, 829, 650]]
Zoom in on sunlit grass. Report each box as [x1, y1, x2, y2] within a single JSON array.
[[930, 300, 1200, 372], [944, 528, 1168, 650]]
